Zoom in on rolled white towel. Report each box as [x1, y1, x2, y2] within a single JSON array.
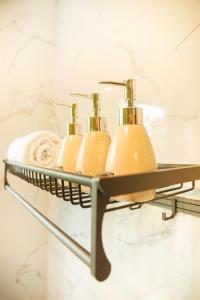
[[7, 130, 61, 168]]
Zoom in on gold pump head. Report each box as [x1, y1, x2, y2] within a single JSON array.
[[53, 102, 81, 135], [99, 79, 143, 126], [70, 93, 107, 131]]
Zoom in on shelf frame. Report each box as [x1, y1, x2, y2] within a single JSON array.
[[3, 160, 200, 281]]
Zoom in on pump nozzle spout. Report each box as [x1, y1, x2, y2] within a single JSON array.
[[70, 93, 100, 117], [99, 79, 142, 125], [53, 102, 81, 135], [53, 102, 77, 124], [99, 79, 135, 107], [70, 92, 107, 131]]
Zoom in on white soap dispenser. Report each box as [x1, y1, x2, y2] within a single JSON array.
[[99, 79, 157, 202], [55, 102, 83, 173], [70, 92, 111, 176]]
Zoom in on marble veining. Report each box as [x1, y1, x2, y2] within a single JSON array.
[[8, 32, 55, 75], [48, 1, 200, 299], [115, 211, 174, 246], [113, 31, 162, 102], [1, 0, 200, 299], [0, 91, 52, 122], [0, 1, 56, 299], [0, 14, 30, 33], [15, 242, 46, 300], [175, 22, 200, 51]]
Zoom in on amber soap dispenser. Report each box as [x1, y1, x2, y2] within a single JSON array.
[[99, 79, 157, 202], [55, 102, 83, 172], [70, 92, 111, 176]]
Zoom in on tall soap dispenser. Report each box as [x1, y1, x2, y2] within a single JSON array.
[[70, 92, 111, 176], [55, 102, 83, 172], [99, 79, 157, 202]]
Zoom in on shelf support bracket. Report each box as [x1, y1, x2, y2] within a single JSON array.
[[90, 179, 111, 281]]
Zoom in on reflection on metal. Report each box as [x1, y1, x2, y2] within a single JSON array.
[[3, 160, 200, 281]]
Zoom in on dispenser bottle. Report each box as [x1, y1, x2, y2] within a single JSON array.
[[70, 93, 111, 176], [99, 79, 157, 202], [55, 102, 83, 172]]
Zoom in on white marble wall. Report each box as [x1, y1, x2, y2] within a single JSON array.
[[1, 0, 200, 299], [0, 1, 56, 299], [47, 0, 200, 300]]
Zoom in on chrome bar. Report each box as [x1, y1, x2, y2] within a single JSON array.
[[5, 184, 91, 267]]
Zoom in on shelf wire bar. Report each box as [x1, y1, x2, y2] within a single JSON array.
[[6, 162, 198, 212]]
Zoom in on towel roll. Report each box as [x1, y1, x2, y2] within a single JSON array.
[[7, 130, 61, 168]]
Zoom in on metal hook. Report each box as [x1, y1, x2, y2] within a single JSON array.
[[162, 198, 177, 221]]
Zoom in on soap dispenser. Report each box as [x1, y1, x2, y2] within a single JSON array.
[[99, 79, 157, 202], [70, 92, 111, 176], [55, 102, 83, 173]]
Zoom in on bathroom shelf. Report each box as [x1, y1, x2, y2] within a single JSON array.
[[3, 160, 200, 281]]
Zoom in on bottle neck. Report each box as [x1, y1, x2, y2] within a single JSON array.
[[87, 117, 107, 131], [66, 123, 81, 135], [119, 107, 143, 125]]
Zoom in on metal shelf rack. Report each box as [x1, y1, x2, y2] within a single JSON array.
[[3, 160, 200, 281]]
